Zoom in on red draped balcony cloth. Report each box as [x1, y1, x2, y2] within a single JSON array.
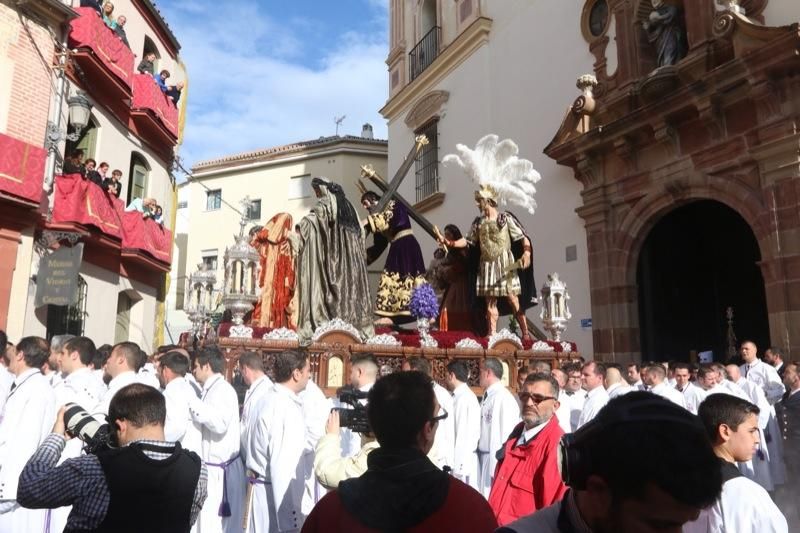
[[69, 7, 134, 88], [131, 74, 179, 138], [122, 211, 173, 264], [52, 174, 124, 239], [0, 133, 46, 205]]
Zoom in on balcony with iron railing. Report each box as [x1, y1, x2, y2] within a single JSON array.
[[409, 26, 441, 82]]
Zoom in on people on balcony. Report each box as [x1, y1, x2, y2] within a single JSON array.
[[102, 169, 123, 198], [125, 197, 157, 220], [137, 52, 156, 75], [84, 159, 103, 187], [62, 150, 85, 176], [166, 81, 184, 105], [153, 205, 164, 225], [101, 2, 116, 29], [114, 15, 129, 48], [154, 69, 170, 93]]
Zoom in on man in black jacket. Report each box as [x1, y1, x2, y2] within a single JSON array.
[[137, 52, 156, 75], [18, 383, 208, 533]]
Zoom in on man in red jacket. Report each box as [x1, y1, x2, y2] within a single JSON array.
[[302, 371, 497, 533], [488, 372, 567, 525]]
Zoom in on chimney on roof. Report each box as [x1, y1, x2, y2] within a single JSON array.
[[361, 123, 374, 140]]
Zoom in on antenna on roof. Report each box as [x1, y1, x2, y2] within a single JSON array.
[[334, 114, 346, 136]]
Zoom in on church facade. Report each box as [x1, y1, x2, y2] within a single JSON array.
[[381, 0, 800, 361]]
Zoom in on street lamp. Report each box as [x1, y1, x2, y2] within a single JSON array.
[[66, 93, 92, 139], [44, 91, 93, 192]]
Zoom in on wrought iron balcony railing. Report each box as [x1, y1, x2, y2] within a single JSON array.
[[409, 26, 441, 82]]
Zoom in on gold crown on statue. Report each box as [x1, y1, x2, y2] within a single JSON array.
[[474, 184, 499, 203]]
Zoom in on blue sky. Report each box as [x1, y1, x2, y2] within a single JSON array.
[[158, 0, 389, 170]]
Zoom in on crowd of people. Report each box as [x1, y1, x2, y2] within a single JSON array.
[[0, 330, 797, 531], [80, 0, 184, 105], [61, 149, 164, 224]]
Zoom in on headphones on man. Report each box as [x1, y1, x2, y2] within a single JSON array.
[[557, 392, 705, 489]]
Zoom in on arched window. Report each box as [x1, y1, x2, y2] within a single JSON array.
[[419, 0, 437, 37], [142, 36, 161, 73], [46, 276, 87, 340], [127, 152, 150, 203], [410, 0, 440, 81], [65, 115, 99, 161]]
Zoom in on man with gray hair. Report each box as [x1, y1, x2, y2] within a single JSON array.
[[488, 373, 566, 525], [45, 334, 73, 387], [477, 357, 520, 498]]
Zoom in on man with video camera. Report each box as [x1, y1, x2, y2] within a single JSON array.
[[17, 383, 208, 532], [303, 371, 497, 532]]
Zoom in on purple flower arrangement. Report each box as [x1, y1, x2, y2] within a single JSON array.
[[410, 282, 439, 320]]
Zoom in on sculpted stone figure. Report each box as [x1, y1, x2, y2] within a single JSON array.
[[642, 0, 687, 68]]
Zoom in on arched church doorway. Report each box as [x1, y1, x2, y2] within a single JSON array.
[[636, 200, 769, 362]]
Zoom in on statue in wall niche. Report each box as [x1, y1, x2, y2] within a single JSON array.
[[642, 0, 687, 68]]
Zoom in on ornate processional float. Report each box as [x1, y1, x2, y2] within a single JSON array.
[[184, 136, 581, 395]]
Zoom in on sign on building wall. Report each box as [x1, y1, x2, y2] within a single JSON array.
[[35, 244, 84, 307]]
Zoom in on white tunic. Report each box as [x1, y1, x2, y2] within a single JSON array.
[[239, 375, 273, 467], [678, 382, 706, 414], [430, 382, 455, 470], [0, 369, 56, 532], [683, 474, 787, 532], [564, 391, 585, 432], [299, 380, 331, 515], [606, 382, 632, 399], [0, 367, 12, 414], [451, 383, 480, 489], [650, 382, 687, 409], [554, 391, 573, 434], [190, 374, 245, 533], [92, 370, 156, 420], [245, 383, 307, 533], [54, 367, 106, 410], [163, 376, 203, 455], [741, 360, 785, 404], [577, 386, 609, 429], [477, 382, 520, 498]]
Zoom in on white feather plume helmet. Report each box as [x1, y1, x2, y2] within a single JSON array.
[[442, 134, 542, 214]]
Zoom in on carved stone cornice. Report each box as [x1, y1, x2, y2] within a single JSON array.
[[404, 90, 449, 131], [713, 7, 798, 58]]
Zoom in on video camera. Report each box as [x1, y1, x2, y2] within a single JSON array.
[[63, 402, 116, 454], [332, 386, 371, 434]]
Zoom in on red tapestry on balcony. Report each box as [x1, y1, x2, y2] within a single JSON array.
[[52, 174, 124, 239], [132, 74, 179, 138], [122, 211, 172, 264], [69, 7, 134, 88], [0, 133, 46, 205]]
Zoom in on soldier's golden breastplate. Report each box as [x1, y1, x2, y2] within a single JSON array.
[[479, 220, 510, 261]]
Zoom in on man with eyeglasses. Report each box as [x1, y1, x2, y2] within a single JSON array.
[[487, 373, 567, 526], [302, 371, 497, 532]]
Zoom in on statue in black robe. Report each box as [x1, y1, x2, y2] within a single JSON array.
[[293, 177, 374, 345]]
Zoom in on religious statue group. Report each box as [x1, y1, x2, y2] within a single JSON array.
[[248, 134, 542, 345]]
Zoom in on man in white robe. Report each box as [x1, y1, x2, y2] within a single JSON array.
[[159, 350, 202, 455], [684, 393, 787, 533], [92, 341, 157, 419], [625, 362, 645, 390], [604, 366, 632, 399], [643, 364, 687, 408], [675, 362, 705, 414], [238, 352, 273, 468], [550, 369, 573, 434], [445, 360, 480, 489], [562, 364, 586, 431], [577, 361, 609, 429], [45, 334, 73, 388], [477, 357, 520, 498], [244, 350, 311, 532], [403, 357, 455, 470], [739, 341, 787, 486], [300, 379, 331, 515], [0, 337, 56, 532], [190, 346, 245, 533]]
